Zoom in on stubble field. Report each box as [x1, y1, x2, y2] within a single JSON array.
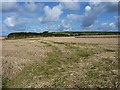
[[2, 36, 119, 88]]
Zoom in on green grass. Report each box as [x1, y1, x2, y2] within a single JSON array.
[[104, 49, 116, 52], [40, 41, 52, 46], [74, 57, 118, 88], [66, 45, 97, 59], [45, 75, 68, 88], [53, 42, 66, 45], [52, 41, 99, 46]]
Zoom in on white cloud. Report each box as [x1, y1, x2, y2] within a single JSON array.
[[3, 15, 31, 32], [45, 24, 58, 32], [61, 1, 80, 11], [25, 2, 38, 12], [38, 1, 80, 23], [90, 0, 119, 2], [109, 23, 115, 27], [101, 22, 115, 28], [85, 6, 91, 11], [1, 2, 18, 12], [3, 0, 17, 2], [109, 22, 116, 29], [38, 5, 63, 23], [82, 2, 118, 27], [67, 14, 82, 21], [2, 1, 118, 34], [38, 17, 43, 23], [58, 19, 72, 31], [4, 17, 15, 27], [44, 5, 63, 22], [100, 22, 116, 30], [44, 19, 72, 32], [101, 22, 108, 26]]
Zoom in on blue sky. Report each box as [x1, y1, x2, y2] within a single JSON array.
[[1, 1, 119, 36]]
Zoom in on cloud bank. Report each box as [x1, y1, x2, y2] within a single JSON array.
[[1, 1, 118, 36]]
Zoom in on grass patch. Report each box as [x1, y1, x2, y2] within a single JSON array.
[[44, 75, 68, 88], [76, 57, 119, 88], [53, 42, 66, 45], [40, 41, 52, 46], [66, 45, 97, 59], [104, 49, 116, 52], [51, 41, 99, 47]]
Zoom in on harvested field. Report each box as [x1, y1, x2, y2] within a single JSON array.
[[0, 37, 6, 40], [75, 35, 119, 38], [2, 36, 119, 88], [41, 36, 118, 44]]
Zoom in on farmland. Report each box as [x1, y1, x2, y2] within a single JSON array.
[[2, 36, 119, 88]]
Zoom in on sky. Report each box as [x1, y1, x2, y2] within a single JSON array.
[[1, 1, 119, 36]]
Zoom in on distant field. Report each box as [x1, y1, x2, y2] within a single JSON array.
[[75, 35, 119, 38], [2, 36, 119, 88], [0, 37, 6, 39], [41, 36, 118, 44]]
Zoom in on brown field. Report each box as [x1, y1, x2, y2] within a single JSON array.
[[2, 36, 119, 88], [0, 37, 6, 40], [75, 35, 119, 38]]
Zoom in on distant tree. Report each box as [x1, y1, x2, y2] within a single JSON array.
[[43, 31, 49, 34]]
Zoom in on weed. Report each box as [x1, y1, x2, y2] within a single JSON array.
[[104, 49, 115, 52]]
